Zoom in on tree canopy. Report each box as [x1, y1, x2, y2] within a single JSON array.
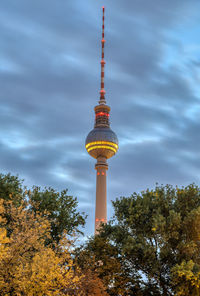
[[0, 198, 108, 295], [3, 173, 200, 295], [0, 173, 109, 295], [0, 199, 81, 295], [0, 173, 86, 244], [78, 184, 200, 296]]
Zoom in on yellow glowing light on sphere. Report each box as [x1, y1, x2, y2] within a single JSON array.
[[85, 141, 118, 149], [87, 145, 117, 153], [85, 141, 118, 159]]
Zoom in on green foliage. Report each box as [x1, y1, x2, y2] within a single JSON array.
[[28, 186, 86, 244], [0, 173, 24, 205], [80, 184, 200, 295]]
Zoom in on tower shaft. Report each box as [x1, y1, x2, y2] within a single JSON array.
[[95, 156, 108, 234]]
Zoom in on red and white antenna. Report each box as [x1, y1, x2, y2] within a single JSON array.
[[99, 6, 106, 104]]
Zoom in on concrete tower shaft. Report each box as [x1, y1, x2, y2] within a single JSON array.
[[95, 156, 108, 232]]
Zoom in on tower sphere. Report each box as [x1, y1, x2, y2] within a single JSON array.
[[85, 127, 118, 159]]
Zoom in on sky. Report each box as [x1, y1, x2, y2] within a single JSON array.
[[1, 0, 200, 236]]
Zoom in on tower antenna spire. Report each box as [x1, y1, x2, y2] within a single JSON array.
[[99, 6, 106, 105]]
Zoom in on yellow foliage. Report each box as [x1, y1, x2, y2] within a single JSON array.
[[172, 260, 200, 296], [0, 199, 82, 296]]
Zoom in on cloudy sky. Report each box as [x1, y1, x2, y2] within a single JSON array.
[[1, 0, 200, 236]]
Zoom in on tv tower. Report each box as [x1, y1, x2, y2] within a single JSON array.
[[85, 7, 118, 234]]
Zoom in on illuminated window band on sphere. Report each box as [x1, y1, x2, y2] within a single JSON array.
[[85, 7, 118, 234], [88, 145, 117, 154], [86, 141, 118, 149]]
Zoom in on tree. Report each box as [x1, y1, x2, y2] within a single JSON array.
[[76, 235, 138, 296], [0, 173, 86, 244], [80, 184, 200, 295], [0, 199, 82, 295], [0, 198, 109, 296], [0, 174, 108, 295]]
